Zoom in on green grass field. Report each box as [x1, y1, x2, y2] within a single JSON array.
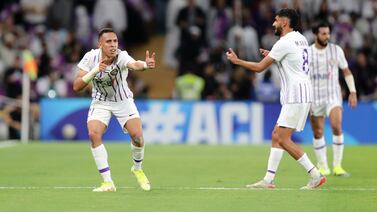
[[0, 142, 376, 212]]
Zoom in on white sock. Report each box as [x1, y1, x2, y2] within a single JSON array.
[[313, 137, 328, 169], [131, 143, 144, 170], [297, 153, 320, 178], [263, 148, 284, 183], [91, 144, 112, 182], [332, 134, 344, 167]]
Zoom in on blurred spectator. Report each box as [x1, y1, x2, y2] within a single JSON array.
[[0, 32, 18, 79], [352, 51, 376, 100], [123, 0, 152, 46], [207, 0, 232, 49], [175, 0, 207, 75], [93, 0, 127, 44], [46, 0, 74, 30], [163, 0, 186, 69], [36, 72, 67, 98], [74, 5, 91, 48], [1, 99, 21, 139], [228, 67, 254, 100], [20, 0, 52, 28], [201, 63, 220, 100], [255, 69, 279, 102], [3, 56, 22, 98], [174, 67, 205, 100]]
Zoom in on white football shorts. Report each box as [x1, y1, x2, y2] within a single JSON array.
[[87, 99, 140, 132], [310, 101, 342, 117], [277, 103, 311, 132]]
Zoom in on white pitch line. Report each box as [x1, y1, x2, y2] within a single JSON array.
[[0, 140, 18, 149], [0, 186, 377, 191]]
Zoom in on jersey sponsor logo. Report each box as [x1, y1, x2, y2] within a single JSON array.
[[312, 73, 330, 80]]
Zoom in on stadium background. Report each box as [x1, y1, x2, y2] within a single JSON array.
[[0, 0, 376, 143], [1, 1, 377, 212]]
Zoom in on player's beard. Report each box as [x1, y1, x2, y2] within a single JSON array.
[[274, 26, 282, 36], [317, 38, 328, 47]]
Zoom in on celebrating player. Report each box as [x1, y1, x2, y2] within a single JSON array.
[[226, 8, 326, 189], [73, 28, 155, 192], [309, 22, 357, 176]]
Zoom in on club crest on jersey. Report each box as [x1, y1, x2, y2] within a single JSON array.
[[329, 58, 337, 66]]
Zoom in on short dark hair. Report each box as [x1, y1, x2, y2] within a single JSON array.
[[312, 22, 332, 34], [276, 8, 300, 31], [98, 28, 115, 40]]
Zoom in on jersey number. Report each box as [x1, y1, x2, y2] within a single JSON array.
[[302, 48, 309, 74]]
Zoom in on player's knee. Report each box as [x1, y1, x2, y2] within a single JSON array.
[[331, 125, 342, 135], [313, 128, 324, 138], [130, 131, 144, 146], [272, 131, 282, 145], [88, 130, 102, 141]]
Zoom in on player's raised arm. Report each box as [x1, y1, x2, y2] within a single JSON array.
[[127, 50, 156, 71], [226, 48, 274, 73], [73, 58, 110, 92]]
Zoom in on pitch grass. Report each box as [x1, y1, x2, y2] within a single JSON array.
[[0, 143, 376, 212]]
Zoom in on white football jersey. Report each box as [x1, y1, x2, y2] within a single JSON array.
[[268, 31, 312, 105], [77, 49, 135, 102], [309, 43, 347, 105]]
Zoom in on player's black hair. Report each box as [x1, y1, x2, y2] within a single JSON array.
[[276, 8, 300, 31], [98, 28, 115, 39], [312, 22, 332, 34]]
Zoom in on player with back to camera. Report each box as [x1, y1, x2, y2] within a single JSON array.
[[309, 22, 357, 177], [73, 28, 155, 192], [226, 8, 326, 189]]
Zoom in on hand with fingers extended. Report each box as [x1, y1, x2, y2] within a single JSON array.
[[259, 48, 270, 57], [226, 48, 239, 64], [145, 50, 156, 69]]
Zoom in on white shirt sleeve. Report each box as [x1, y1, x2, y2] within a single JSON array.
[[117, 51, 135, 69], [336, 45, 348, 70], [77, 51, 92, 72], [268, 39, 289, 62]]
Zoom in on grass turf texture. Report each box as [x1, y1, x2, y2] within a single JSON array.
[[0, 143, 376, 212]]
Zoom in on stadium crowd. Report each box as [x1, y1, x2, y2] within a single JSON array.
[[0, 0, 377, 139]]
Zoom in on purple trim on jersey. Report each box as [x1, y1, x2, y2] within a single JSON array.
[[113, 74, 124, 101], [117, 65, 129, 99], [101, 83, 108, 101], [299, 84, 303, 102], [99, 167, 110, 173], [93, 81, 101, 100], [308, 166, 315, 173], [267, 170, 276, 174], [316, 49, 321, 103], [329, 44, 334, 102], [276, 63, 287, 103], [332, 142, 343, 146], [110, 82, 118, 102], [315, 144, 326, 150], [325, 45, 330, 103]]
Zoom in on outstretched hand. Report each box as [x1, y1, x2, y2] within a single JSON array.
[[145, 50, 156, 69], [226, 48, 238, 64], [259, 48, 270, 57]]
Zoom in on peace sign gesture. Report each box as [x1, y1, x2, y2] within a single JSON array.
[[145, 50, 156, 69]]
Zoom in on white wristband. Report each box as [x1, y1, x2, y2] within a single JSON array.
[[143, 61, 148, 70], [82, 67, 100, 83], [345, 74, 356, 93]]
